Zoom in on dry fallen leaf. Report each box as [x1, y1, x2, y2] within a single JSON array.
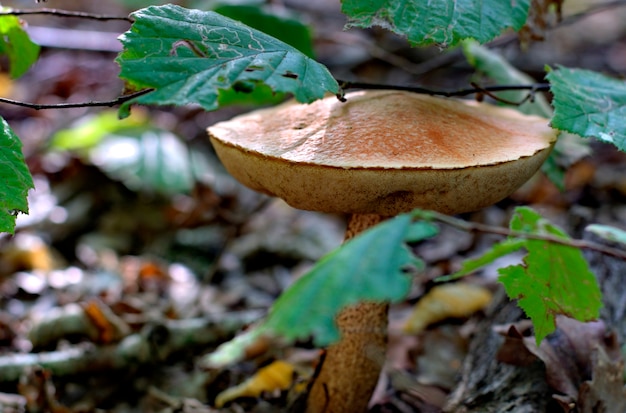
[[530, 317, 617, 401], [577, 346, 626, 413], [496, 316, 622, 409], [1, 233, 61, 276], [214, 360, 295, 408], [403, 283, 492, 334], [81, 299, 131, 344]]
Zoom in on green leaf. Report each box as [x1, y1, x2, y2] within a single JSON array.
[[0, 118, 34, 234], [214, 4, 315, 58], [49, 110, 148, 151], [213, 3, 315, 107], [264, 214, 425, 346], [462, 40, 551, 117], [437, 239, 525, 282], [498, 207, 601, 344], [203, 214, 436, 365], [0, 13, 40, 78], [585, 224, 626, 247], [89, 128, 212, 195], [548, 66, 626, 151], [216, 80, 286, 107], [404, 220, 439, 243], [201, 327, 264, 368], [340, 0, 531, 47], [116, 4, 338, 114]]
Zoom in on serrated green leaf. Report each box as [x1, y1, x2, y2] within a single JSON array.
[[0, 118, 34, 234], [116, 4, 338, 114], [0, 13, 40, 78], [437, 239, 525, 282], [264, 214, 420, 346], [548, 66, 626, 152], [585, 224, 626, 247], [498, 207, 601, 345], [214, 4, 315, 58], [341, 0, 530, 47], [89, 128, 211, 195], [211, 3, 314, 107]]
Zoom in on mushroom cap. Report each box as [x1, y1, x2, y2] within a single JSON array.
[[208, 90, 557, 215]]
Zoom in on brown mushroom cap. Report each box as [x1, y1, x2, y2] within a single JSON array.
[[208, 90, 557, 215]]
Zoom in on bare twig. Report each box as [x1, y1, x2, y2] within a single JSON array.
[[337, 80, 551, 100], [469, 81, 534, 106], [0, 82, 551, 111], [559, 0, 626, 28], [0, 8, 132, 22], [413, 210, 626, 261], [0, 89, 153, 110]]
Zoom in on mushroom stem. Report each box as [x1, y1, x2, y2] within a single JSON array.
[[306, 213, 388, 413]]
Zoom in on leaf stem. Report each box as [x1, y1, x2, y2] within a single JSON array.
[[412, 210, 626, 261], [0, 89, 153, 110], [0, 8, 132, 22], [337, 80, 550, 99]]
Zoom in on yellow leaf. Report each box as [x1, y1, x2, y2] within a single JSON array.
[[403, 283, 492, 334], [2, 234, 59, 274], [0, 72, 14, 97], [215, 360, 295, 408]]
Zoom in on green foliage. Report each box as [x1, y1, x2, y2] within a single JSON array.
[[264, 215, 436, 346], [205, 216, 438, 365], [0, 118, 34, 234], [213, 4, 315, 58], [437, 239, 525, 282], [585, 224, 626, 247], [498, 207, 602, 344], [548, 66, 626, 152], [88, 128, 212, 196], [341, 0, 530, 47], [0, 13, 40, 78], [211, 3, 316, 107], [50, 111, 207, 195], [50, 110, 148, 151], [116, 4, 338, 115], [428, 207, 602, 344]]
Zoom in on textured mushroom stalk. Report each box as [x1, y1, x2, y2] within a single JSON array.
[[306, 214, 387, 413]]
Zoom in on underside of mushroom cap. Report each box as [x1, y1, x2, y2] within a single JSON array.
[[208, 91, 557, 215]]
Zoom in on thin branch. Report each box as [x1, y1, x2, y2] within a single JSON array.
[[0, 89, 153, 110], [0, 8, 132, 22], [559, 0, 626, 28], [413, 210, 626, 261], [469, 81, 534, 106], [337, 80, 550, 100], [0, 82, 551, 110]]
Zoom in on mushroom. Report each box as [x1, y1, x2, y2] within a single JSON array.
[[207, 90, 557, 413]]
